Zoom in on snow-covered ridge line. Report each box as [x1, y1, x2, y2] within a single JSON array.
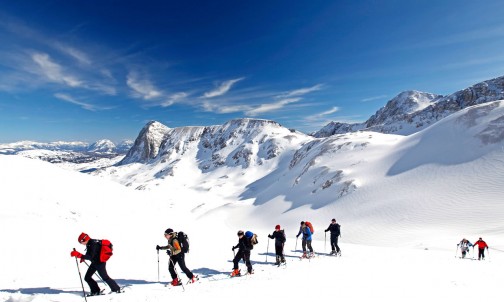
[[313, 75, 504, 137]]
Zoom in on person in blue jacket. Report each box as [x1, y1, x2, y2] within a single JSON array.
[[457, 238, 473, 258], [296, 221, 313, 258]]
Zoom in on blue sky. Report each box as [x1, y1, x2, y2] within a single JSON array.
[[1, 0, 504, 143]]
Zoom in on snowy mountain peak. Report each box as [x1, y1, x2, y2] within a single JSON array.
[[120, 121, 171, 164], [87, 139, 116, 153], [365, 90, 442, 128]]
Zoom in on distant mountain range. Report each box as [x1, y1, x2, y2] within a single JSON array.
[[3, 75, 504, 188], [0, 139, 134, 171]]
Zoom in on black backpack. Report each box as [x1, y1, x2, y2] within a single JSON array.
[[177, 231, 190, 253], [280, 230, 286, 243]]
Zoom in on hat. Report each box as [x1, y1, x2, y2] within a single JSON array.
[[164, 228, 174, 235], [245, 231, 253, 238], [78, 232, 89, 243], [237, 230, 244, 236], [275, 224, 281, 230], [300, 221, 305, 225], [331, 218, 336, 222]]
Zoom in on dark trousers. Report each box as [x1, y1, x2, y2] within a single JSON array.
[[169, 253, 194, 280], [275, 244, 285, 262], [233, 250, 253, 273], [84, 262, 120, 293], [330, 235, 341, 253], [302, 238, 313, 253], [478, 248, 486, 260]]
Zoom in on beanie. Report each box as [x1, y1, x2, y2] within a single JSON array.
[[275, 225, 281, 230], [245, 231, 253, 238], [78, 232, 89, 243], [331, 218, 336, 222], [300, 221, 305, 225], [165, 228, 174, 235], [237, 230, 244, 236]]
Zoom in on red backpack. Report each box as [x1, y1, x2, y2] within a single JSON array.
[[305, 221, 314, 234], [99, 240, 113, 262]]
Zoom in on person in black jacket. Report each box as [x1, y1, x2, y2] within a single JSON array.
[[70, 232, 121, 295], [324, 219, 341, 255], [268, 225, 286, 265], [231, 230, 253, 276]]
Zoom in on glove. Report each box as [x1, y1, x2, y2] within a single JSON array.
[[296, 235, 299, 238], [232, 246, 236, 251], [156, 245, 161, 250], [70, 250, 82, 258], [166, 250, 172, 256]]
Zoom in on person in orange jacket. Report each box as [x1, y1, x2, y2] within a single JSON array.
[[473, 237, 489, 260]]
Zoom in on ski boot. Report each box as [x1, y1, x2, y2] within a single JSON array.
[[170, 278, 182, 286], [189, 275, 199, 283], [275, 256, 280, 265], [246, 269, 254, 275], [230, 269, 241, 277]]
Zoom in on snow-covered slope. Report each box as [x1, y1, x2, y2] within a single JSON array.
[[1, 101, 504, 302], [313, 75, 504, 137]]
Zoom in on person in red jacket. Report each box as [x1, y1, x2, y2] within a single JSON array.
[[473, 237, 489, 260], [70, 232, 121, 296]]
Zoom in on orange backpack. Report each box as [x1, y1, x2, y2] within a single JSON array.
[[305, 221, 314, 234]]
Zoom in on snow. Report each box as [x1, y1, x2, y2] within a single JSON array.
[[1, 102, 504, 301]]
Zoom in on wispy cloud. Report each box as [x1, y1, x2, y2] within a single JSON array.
[[403, 24, 504, 50], [303, 106, 340, 124], [126, 72, 162, 100], [360, 95, 388, 102], [161, 92, 188, 107], [246, 98, 301, 116], [55, 43, 92, 65], [31, 52, 83, 87], [54, 93, 99, 111], [277, 84, 324, 99], [203, 77, 245, 98], [202, 102, 251, 114]]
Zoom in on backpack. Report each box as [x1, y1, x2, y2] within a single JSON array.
[[99, 239, 113, 262], [305, 221, 314, 234], [245, 231, 258, 247], [280, 230, 286, 243], [177, 231, 190, 253]]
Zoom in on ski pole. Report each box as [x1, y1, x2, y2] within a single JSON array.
[[169, 257, 185, 291], [454, 245, 459, 258], [157, 250, 160, 282], [295, 237, 298, 252], [324, 232, 327, 253], [73, 248, 88, 302], [266, 238, 270, 263]]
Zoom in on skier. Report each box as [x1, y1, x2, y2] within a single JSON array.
[[296, 221, 314, 258], [324, 218, 341, 256], [231, 230, 253, 276], [457, 238, 473, 258], [473, 237, 489, 260], [268, 225, 286, 265], [70, 232, 122, 296], [156, 228, 198, 286]]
